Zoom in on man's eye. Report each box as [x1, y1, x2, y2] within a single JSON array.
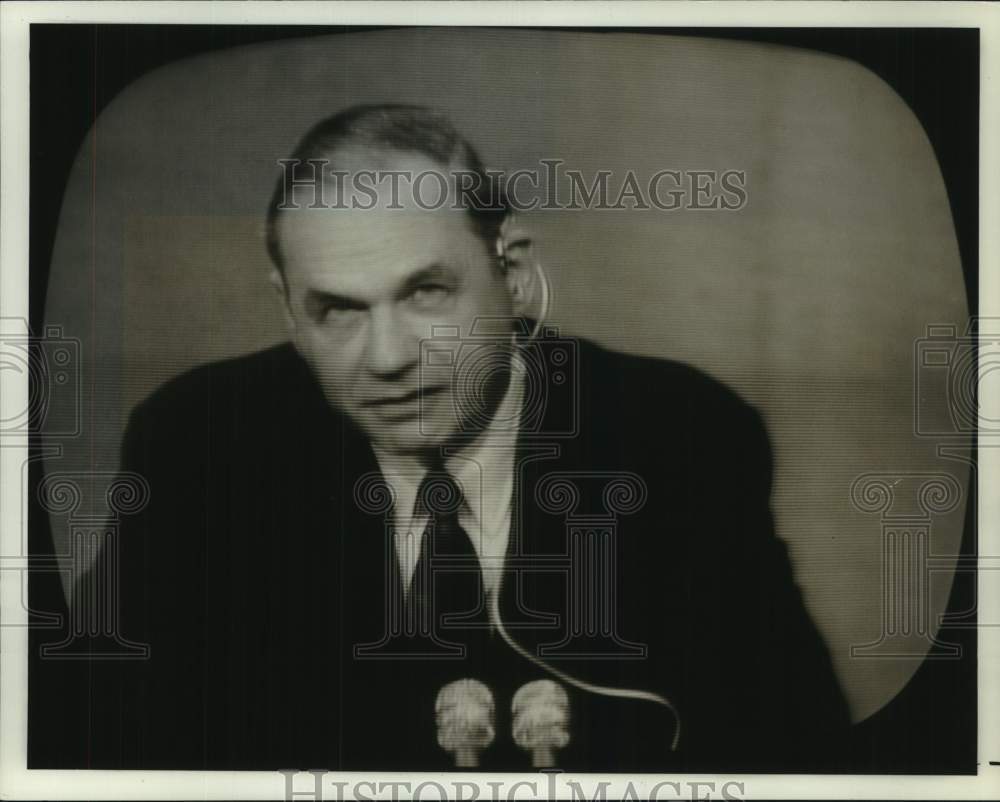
[[320, 301, 363, 324], [408, 284, 451, 307]]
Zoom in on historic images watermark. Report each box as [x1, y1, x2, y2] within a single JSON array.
[[849, 472, 966, 659], [280, 770, 746, 801], [351, 466, 650, 661], [417, 321, 579, 440], [0, 319, 86, 635], [848, 318, 995, 660], [0, 318, 80, 439], [913, 320, 993, 439], [275, 160, 748, 212]]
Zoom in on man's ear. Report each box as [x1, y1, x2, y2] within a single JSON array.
[[498, 218, 537, 318], [268, 268, 296, 337]]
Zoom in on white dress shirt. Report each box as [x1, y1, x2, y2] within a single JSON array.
[[372, 356, 524, 599]]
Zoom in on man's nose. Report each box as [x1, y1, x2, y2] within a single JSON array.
[[365, 307, 418, 377]]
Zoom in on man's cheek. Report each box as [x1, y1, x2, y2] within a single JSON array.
[[428, 387, 460, 429]]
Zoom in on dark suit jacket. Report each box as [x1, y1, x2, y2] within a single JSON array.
[[43, 336, 850, 772]]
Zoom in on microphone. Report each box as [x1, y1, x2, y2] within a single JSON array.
[[434, 679, 496, 768], [511, 679, 570, 768]]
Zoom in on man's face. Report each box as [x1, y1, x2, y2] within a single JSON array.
[[275, 156, 515, 457]]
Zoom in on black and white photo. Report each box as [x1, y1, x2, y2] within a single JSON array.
[[2, 4, 995, 800]]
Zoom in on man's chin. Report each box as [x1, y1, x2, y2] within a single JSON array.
[[362, 417, 457, 458]]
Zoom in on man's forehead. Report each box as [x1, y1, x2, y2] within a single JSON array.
[[274, 145, 490, 287], [277, 204, 483, 287]]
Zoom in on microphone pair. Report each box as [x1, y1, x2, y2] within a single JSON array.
[[434, 678, 569, 768]]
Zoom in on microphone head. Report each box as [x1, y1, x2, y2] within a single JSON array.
[[511, 679, 570, 755], [435, 679, 496, 764]]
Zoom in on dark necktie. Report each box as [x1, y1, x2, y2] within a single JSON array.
[[407, 467, 488, 652]]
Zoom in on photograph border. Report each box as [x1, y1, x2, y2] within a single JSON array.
[[2, 2, 997, 800]]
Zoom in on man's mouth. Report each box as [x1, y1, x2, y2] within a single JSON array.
[[362, 385, 447, 408]]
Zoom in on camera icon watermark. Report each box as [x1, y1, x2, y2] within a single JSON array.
[[914, 319, 997, 438], [0, 319, 80, 438], [418, 318, 579, 440]]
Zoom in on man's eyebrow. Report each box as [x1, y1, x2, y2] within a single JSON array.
[[302, 264, 458, 314], [303, 288, 367, 313], [396, 263, 458, 297]]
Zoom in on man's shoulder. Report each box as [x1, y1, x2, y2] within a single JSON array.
[[575, 335, 764, 435], [131, 341, 308, 420], [124, 342, 336, 454]]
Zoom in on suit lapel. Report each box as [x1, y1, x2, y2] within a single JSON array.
[[499, 338, 664, 692], [498, 335, 585, 662]]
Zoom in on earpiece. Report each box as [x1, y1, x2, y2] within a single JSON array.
[[495, 234, 551, 338]]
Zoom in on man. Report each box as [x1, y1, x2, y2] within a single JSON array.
[[52, 104, 849, 771]]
